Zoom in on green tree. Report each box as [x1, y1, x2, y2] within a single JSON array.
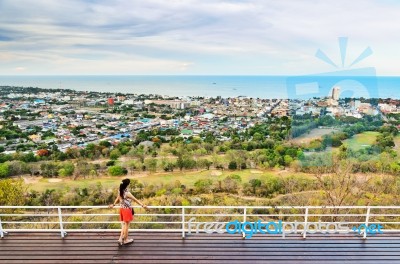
[[226, 174, 242, 182], [129, 146, 146, 163], [0, 178, 27, 205], [99, 140, 112, 148], [0, 163, 10, 178], [253, 132, 263, 141], [226, 150, 247, 170], [144, 158, 158, 172], [197, 159, 212, 170], [249, 179, 262, 194], [176, 156, 196, 171], [221, 174, 242, 193], [75, 161, 92, 178], [40, 162, 59, 178], [126, 160, 139, 175], [194, 179, 213, 193], [58, 162, 75, 177], [284, 155, 293, 166], [228, 161, 237, 170], [21, 152, 36, 163], [7, 161, 29, 176], [110, 149, 122, 160], [108, 165, 128, 176]]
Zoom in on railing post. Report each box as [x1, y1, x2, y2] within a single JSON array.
[[303, 207, 309, 239], [242, 207, 247, 239], [181, 207, 185, 239], [363, 207, 370, 239], [0, 217, 5, 238], [58, 207, 66, 238]]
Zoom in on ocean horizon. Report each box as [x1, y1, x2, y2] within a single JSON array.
[[0, 75, 399, 99]]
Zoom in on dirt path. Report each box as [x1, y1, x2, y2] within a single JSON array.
[[22, 175, 42, 184], [228, 190, 321, 203]]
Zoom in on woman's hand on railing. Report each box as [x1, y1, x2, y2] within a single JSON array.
[[108, 204, 115, 208]]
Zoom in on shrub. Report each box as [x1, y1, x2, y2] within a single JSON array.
[[110, 149, 121, 160], [228, 161, 237, 170], [0, 163, 10, 178], [194, 179, 213, 193], [106, 160, 116, 167], [108, 166, 128, 176]]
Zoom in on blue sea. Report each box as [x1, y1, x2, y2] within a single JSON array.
[[0, 75, 399, 99]]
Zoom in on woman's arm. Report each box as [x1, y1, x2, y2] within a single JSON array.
[[108, 195, 120, 208], [126, 192, 147, 209]]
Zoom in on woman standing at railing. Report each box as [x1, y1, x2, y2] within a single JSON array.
[[109, 178, 148, 245]]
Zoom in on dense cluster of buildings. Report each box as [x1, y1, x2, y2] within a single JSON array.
[[290, 87, 400, 118], [0, 86, 399, 154]]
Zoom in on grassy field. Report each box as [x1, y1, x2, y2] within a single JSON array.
[[343, 131, 380, 150], [291, 127, 338, 145], [25, 169, 309, 192], [395, 134, 400, 154]]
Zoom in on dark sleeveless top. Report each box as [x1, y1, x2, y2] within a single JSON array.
[[120, 189, 132, 209]]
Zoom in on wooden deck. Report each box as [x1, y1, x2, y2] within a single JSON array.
[[1, 232, 400, 263]]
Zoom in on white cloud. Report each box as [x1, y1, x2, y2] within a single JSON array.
[[0, 0, 399, 74], [14, 66, 26, 72]]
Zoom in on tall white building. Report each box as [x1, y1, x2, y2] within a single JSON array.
[[332, 86, 340, 101]]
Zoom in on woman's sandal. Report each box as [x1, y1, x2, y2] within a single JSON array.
[[117, 239, 123, 246], [123, 238, 134, 245]]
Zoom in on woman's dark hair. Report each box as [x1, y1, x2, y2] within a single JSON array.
[[119, 178, 130, 197]]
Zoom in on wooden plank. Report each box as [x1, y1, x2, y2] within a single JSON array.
[[1, 255, 400, 260], [1, 251, 400, 256], [2, 234, 399, 242], [2, 246, 400, 252], [2, 232, 400, 263], [2, 242, 400, 249], [2, 237, 399, 244], [2, 261, 400, 264], [2, 232, 386, 237]]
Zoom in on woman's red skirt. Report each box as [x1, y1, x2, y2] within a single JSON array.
[[119, 208, 134, 222]]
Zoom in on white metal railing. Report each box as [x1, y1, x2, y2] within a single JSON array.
[[1, 205, 400, 239]]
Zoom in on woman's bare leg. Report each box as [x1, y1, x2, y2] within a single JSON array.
[[123, 221, 132, 242], [119, 222, 125, 242]]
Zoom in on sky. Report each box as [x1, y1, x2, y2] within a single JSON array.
[[0, 0, 400, 75]]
